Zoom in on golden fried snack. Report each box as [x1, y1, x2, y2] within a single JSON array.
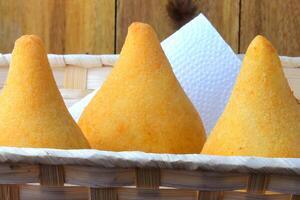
[[79, 22, 206, 153], [0, 35, 89, 149], [202, 36, 300, 157]]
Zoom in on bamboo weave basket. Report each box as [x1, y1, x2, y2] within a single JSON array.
[[0, 53, 299, 200]]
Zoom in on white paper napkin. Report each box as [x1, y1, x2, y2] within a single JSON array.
[[69, 14, 241, 133]]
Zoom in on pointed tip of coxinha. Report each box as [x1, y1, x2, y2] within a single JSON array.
[[15, 34, 43, 48], [249, 35, 276, 52], [128, 22, 154, 34], [244, 35, 279, 69], [0, 35, 90, 149], [79, 22, 206, 153], [201, 35, 300, 158], [12, 34, 45, 65], [7, 35, 53, 88], [236, 35, 293, 101], [117, 22, 169, 71], [126, 22, 159, 47]]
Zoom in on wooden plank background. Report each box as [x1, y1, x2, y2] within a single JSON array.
[[117, 0, 175, 53], [239, 0, 300, 56], [0, 0, 299, 55], [0, 0, 115, 54]]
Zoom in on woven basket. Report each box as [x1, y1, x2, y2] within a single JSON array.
[[0, 54, 117, 107], [0, 54, 299, 200]]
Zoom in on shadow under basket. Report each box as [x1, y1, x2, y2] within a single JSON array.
[[0, 54, 299, 200]]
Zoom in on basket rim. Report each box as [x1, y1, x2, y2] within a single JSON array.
[[1, 53, 300, 68], [0, 146, 300, 175]]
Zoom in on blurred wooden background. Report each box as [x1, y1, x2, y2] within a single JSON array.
[[0, 0, 299, 56]]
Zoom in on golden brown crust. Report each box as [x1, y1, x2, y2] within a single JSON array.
[[79, 23, 206, 153], [0, 35, 90, 149], [202, 36, 300, 157]]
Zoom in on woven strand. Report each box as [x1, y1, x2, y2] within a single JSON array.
[[136, 168, 160, 189], [0, 164, 299, 199], [1, 53, 299, 68], [247, 174, 269, 194], [0, 185, 19, 200], [90, 188, 117, 200], [40, 165, 65, 186]]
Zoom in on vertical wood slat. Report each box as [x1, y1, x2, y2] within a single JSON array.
[[89, 188, 117, 200], [196, 170, 225, 200], [0, 185, 19, 200], [40, 165, 65, 186], [198, 191, 223, 200], [247, 174, 269, 194], [64, 66, 87, 89], [134, 168, 163, 199], [136, 168, 160, 189], [84, 166, 119, 200]]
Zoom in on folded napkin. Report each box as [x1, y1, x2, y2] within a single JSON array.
[[69, 14, 241, 133]]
